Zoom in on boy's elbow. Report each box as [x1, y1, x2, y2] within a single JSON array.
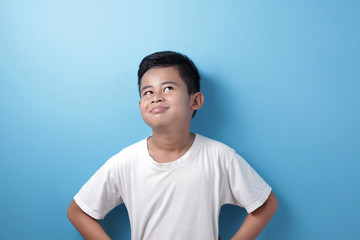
[[67, 200, 80, 222], [252, 191, 278, 218], [267, 191, 278, 216]]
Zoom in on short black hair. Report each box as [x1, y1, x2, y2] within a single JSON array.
[[138, 51, 200, 95]]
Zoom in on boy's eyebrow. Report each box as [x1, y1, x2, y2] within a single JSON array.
[[162, 81, 178, 86], [140, 81, 178, 93], [140, 85, 152, 93]]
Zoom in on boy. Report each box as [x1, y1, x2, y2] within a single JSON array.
[[67, 51, 278, 240]]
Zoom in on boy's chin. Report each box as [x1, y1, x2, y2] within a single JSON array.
[[146, 123, 170, 130], [142, 115, 192, 131], [144, 119, 178, 131]]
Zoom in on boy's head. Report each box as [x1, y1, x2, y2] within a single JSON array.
[[138, 51, 203, 122], [138, 51, 200, 96]]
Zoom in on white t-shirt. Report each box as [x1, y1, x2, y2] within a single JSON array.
[[74, 134, 271, 240]]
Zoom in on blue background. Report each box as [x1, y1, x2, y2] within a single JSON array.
[[1, 1, 359, 239]]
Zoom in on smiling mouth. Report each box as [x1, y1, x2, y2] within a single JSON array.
[[150, 106, 169, 114]]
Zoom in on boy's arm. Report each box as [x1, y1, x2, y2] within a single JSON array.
[[231, 191, 278, 240], [67, 200, 111, 240]]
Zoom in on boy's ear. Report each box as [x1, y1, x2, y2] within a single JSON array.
[[190, 92, 204, 111]]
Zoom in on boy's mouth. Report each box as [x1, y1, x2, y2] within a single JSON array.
[[150, 106, 169, 114]]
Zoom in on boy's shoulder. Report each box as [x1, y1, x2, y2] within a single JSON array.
[[106, 137, 147, 166], [196, 134, 235, 153], [115, 137, 147, 157]]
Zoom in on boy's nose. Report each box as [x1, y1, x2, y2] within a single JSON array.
[[152, 93, 164, 103]]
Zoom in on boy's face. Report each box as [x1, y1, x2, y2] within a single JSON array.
[[139, 66, 198, 130]]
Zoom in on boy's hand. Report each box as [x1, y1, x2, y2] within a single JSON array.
[[231, 191, 278, 240]]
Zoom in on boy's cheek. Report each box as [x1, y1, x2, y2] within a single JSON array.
[[139, 100, 146, 109]]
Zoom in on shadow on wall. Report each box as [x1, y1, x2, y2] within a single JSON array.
[[191, 73, 227, 138], [219, 205, 247, 238], [100, 204, 131, 239], [219, 197, 292, 240]]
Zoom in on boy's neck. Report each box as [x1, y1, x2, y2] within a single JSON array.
[[147, 130, 195, 163]]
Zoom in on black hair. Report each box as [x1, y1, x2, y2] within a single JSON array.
[[138, 51, 200, 95]]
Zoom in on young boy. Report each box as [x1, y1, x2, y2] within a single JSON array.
[[67, 51, 278, 240]]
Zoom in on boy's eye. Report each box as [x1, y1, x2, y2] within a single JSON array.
[[164, 86, 174, 92], [143, 91, 153, 96]]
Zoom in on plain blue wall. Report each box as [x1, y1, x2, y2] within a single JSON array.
[[1, 1, 359, 239]]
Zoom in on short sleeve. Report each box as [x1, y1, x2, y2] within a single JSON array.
[[74, 156, 123, 220], [222, 153, 272, 213]]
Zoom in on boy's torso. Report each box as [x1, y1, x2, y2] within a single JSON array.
[[113, 134, 234, 239]]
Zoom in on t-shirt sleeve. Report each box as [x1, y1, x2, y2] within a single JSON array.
[[74, 156, 123, 220], [222, 152, 272, 213]]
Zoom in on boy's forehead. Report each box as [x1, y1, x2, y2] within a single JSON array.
[[139, 66, 183, 86]]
